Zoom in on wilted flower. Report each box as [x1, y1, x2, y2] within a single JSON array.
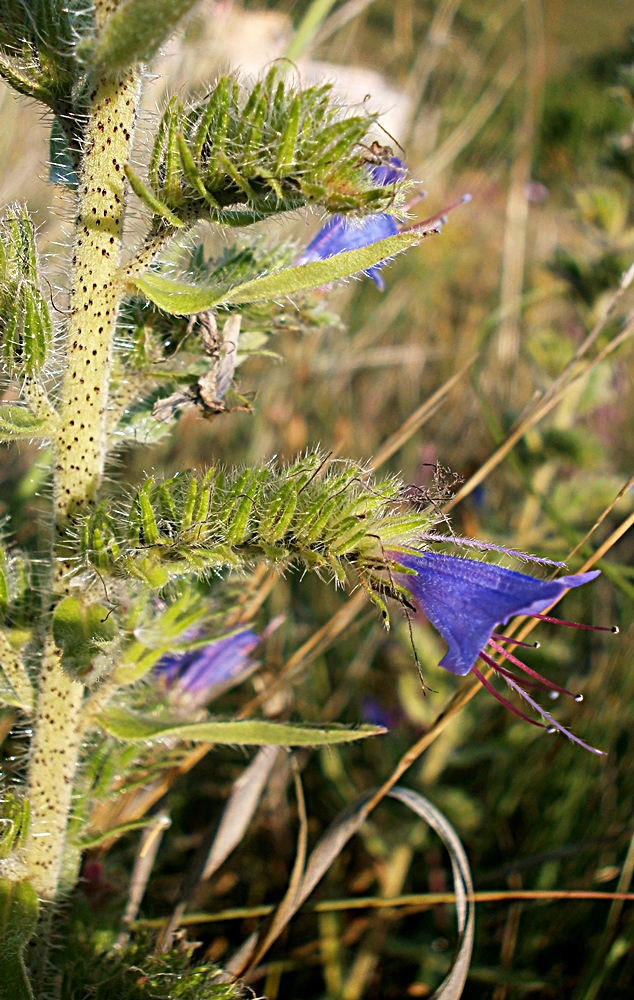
[[155, 628, 260, 709], [392, 550, 616, 753]]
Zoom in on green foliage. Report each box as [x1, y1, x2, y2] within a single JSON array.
[[0, 1, 92, 131], [0, 793, 29, 859], [0, 408, 47, 442], [98, 707, 384, 746], [113, 239, 338, 438], [52, 596, 117, 677], [114, 589, 221, 686], [132, 229, 422, 315], [56, 931, 242, 1000], [139, 69, 407, 228], [88, 0, 201, 74], [79, 453, 434, 593], [0, 878, 38, 1000], [0, 206, 52, 380]]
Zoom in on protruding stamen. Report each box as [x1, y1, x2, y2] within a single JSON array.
[[474, 661, 547, 730], [493, 661, 556, 694], [401, 194, 472, 234], [491, 632, 540, 649], [530, 613, 618, 633], [479, 656, 605, 755], [487, 638, 581, 700]]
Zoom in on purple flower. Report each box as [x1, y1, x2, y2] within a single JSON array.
[[297, 155, 406, 291], [392, 550, 614, 753], [155, 629, 259, 708]]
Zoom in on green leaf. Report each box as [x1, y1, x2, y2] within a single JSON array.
[[98, 706, 385, 746], [52, 597, 116, 676], [0, 794, 29, 859], [132, 230, 423, 315], [0, 407, 47, 441], [0, 878, 38, 1000], [0, 1, 93, 110], [90, 0, 201, 73]]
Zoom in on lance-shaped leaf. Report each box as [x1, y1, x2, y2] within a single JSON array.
[[89, 0, 200, 73], [98, 706, 385, 746], [131, 230, 424, 315]]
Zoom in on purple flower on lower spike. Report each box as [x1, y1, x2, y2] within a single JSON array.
[[155, 629, 259, 709], [392, 550, 614, 754]]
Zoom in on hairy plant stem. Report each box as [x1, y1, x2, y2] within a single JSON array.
[[23, 65, 140, 903]]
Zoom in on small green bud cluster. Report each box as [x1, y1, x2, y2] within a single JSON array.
[[0, 206, 52, 379], [135, 68, 406, 229], [78, 453, 433, 592]]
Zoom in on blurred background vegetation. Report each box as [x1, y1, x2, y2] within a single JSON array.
[[2, 0, 634, 997]]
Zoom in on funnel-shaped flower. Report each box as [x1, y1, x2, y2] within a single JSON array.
[[155, 629, 259, 709], [393, 550, 611, 753]]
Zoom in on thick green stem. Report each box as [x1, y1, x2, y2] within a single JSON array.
[[23, 66, 140, 902]]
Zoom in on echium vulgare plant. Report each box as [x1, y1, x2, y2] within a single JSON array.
[[0, 2, 614, 997]]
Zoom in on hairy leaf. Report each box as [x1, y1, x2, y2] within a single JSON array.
[[98, 706, 385, 746], [0, 1, 92, 116], [90, 0, 200, 73], [132, 230, 423, 315]]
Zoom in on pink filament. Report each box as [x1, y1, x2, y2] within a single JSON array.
[[530, 613, 618, 634], [487, 637, 579, 700]]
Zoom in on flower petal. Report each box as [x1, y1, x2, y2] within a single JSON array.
[[393, 551, 600, 676], [156, 629, 259, 706], [298, 213, 400, 286]]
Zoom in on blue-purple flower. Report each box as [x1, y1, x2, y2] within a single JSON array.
[[297, 156, 406, 291], [392, 550, 613, 753], [155, 629, 260, 709]]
